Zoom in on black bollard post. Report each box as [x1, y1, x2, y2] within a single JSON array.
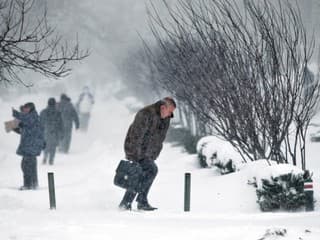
[[304, 178, 314, 211], [184, 173, 191, 212], [48, 172, 56, 210]]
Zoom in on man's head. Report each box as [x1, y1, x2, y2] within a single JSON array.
[[61, 93, 68, 101], [61, 93, 71, 102], [48, 98, 56, 106], [23, 102, 35, 113], [159, 97, 176, 119]]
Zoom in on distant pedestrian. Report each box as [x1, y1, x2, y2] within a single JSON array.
[[119, 97, 176, 211], [40, 98, 64, 165], [57, 94, 79, 153], [12, 102, 45, 190], [76, 86, 94, 131]]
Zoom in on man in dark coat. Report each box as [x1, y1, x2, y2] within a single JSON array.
[[40, 98, 64, 165], [12, 102, 45, 190], [119, 97, 176, 211], [57, 94, 79, 153]]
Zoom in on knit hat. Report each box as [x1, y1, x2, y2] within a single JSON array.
[[23, 102, 35, 112], [48, 98, 56, 106]]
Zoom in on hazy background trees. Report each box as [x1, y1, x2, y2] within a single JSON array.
[[1, 0, 320, 168], [121, 0, 320, 169]]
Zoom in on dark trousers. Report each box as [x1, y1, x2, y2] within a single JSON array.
[[79, 113, 90, 131], [21, 156, 38, 188], [120, 160, 158, 205], [59, 129, 72, 153], [43, 146, 56, 165]]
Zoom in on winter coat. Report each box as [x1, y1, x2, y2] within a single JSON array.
[[13, 109, 45, 157], [76, 92, 94, 114], [40, 105, 64, 148], [57, 98, 79, 132], [124, 101, 172, 161]]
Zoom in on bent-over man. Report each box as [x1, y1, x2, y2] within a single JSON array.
[[119, 97, 176, 211]]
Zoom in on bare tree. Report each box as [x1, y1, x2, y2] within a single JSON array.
[[0, 0, 89, 86], [145, 0, 320, 168]]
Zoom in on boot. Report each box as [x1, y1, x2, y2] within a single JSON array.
[[119, 191, 136, 211], [118, 201, 132, 211], [19, 186, 32, 191], [137, 202, 157, 211]]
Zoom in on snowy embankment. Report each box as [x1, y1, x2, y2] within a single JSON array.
[[0, 91, 320, 240]]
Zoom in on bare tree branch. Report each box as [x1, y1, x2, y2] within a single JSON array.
[[144, 0, 320, 167], [0, 0, 89, 86]]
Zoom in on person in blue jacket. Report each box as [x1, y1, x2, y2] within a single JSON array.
[[12, 102, 45, 190]]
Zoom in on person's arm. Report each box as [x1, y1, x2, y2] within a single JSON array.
[[57, 112, 64, 139], [12, 120, 23, 134], [12, 127, 21, 134], [39, 110, 46, 128], [12, 109, 22, 119], [89, 93, 95, 104], [72, 106, 80, 129], [12, 109, 32, 126]]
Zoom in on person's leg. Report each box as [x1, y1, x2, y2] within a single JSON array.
[[83, 113, 90, 131], [49, 147, 56, 165], [119, 190, 136, 210], [136, 160, 158, 207], [79, 114, 84, 130], [31, 157, 38, 189], [64, 129, 72, 153], [21, 157, 32, 189], [60, 129, 71, 153], [43, 149, 48, 164], [58, 134, 66, 152]]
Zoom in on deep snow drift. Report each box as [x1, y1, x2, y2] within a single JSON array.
[[0, 90, 320, 240]]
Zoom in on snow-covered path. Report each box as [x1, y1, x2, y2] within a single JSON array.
[[0, 92, 320, 240]]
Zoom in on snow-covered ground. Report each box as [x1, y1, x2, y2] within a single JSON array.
[[0, 90, 320, 240]]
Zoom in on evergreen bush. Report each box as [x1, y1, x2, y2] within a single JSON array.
[[255, 172, 312, 211]]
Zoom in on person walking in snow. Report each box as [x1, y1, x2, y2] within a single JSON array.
[[40, 98, 64, 165], [57, 94, 79, 153], [12, 102, 45, 190], [76, 86, 94, 131], [119, 97, 176, 211]]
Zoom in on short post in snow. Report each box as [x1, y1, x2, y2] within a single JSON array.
[[184, 172, 191, 212], [304, 172, 314, 211], [48, 172, 56, 210]]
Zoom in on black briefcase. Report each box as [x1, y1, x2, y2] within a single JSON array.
[[113, 160, 143, 192]]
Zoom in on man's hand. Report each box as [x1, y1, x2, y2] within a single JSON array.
[[12, 108, 18, 116]]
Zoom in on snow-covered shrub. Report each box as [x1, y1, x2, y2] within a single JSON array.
[[252, 164, 312, 211], [196, 136, 243, 173]]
